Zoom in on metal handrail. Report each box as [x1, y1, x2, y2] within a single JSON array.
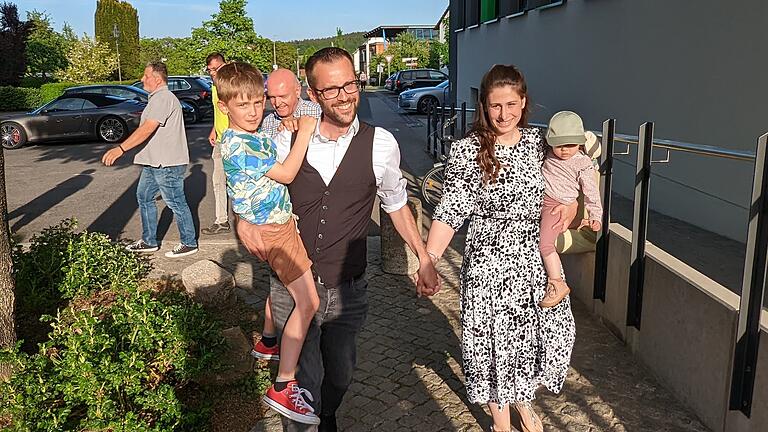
[[432, 106, 756, 162]]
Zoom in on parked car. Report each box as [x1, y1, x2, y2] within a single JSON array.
[[64, 84, 201, 124], [0, 94, 145, 149], [398, 80, 450, 114], [384, 73, 397, 91], [391, 69, 448, 93], [131, 76, 213, 120]]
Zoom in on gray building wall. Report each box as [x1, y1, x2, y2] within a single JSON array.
[[452, 0, 768, 242]]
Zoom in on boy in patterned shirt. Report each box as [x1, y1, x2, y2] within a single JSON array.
[[216, 62, 321, 425]]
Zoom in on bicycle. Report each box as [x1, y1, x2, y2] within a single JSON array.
[[421, 133, 458, 207]]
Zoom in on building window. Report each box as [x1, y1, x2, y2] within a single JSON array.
[[500, 0, 524, 16], [466, 0, 480, 27], [481, 0, 499, 22]]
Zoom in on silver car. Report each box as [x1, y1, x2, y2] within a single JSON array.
[[0, 93, 144, 149], [398, 80, 450, 114]]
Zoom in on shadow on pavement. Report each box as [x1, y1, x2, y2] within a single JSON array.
[[9, 169, 95, 233]]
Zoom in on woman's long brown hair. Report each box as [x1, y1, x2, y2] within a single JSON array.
[[469, 64, 530, 184]]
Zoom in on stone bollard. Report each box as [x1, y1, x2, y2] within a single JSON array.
[[381, 197, 422, 275], [181, 259, 235, 306]]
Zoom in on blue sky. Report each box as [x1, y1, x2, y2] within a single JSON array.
[[21, 0, 448, 41]]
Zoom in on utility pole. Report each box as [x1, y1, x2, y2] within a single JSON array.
[[113, 23, 122, 81], [296, 48, 300, 76], [272, 40, 277, 70]]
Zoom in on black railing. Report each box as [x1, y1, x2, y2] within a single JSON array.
[[424, 104, 766, 418]]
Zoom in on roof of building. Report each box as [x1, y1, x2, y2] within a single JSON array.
[[363, 25, 438, 38]]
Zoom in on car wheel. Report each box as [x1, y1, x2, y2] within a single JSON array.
[[97, 116, 128, 143], [1, 122, 27, 149], [184, 101, 199, 124], [417, 96, 439, 114]]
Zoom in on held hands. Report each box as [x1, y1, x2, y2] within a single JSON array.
[[101, 146, 124, 166], [411, 255, 441, 297], [579, 219, 602, 232]]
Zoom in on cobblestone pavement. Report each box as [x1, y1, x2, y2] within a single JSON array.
[[151, 238, 711, 432]]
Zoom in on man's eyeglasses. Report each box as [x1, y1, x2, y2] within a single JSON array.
[[205, 64, 223, 75], [313, 80, 360, 100]]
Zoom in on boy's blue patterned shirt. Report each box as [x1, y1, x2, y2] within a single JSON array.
[[220, 129, 292, 225]]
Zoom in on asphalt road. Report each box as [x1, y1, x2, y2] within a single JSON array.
[[4, 90, 437, 247]]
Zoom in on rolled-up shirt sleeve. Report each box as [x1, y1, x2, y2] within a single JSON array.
[[373, 128, 408, 213]]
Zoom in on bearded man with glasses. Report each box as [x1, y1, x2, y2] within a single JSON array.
[[236, 47, 441, 432]]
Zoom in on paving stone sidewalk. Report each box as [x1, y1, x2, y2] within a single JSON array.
[[150, 238, 710, 432]]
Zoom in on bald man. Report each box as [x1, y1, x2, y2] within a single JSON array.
[[260, 68, 321, 144]]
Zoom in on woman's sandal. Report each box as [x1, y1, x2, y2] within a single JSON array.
[[539, 278, 571, 308], [514, 402, 544, 432]]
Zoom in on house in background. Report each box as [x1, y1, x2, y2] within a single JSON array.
[[448, 0, 768, 244], [353, 25, 440, 77]]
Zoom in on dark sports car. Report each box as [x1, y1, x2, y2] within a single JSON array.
[[63, 85, 201, 124], [0, 93, 144, 149]]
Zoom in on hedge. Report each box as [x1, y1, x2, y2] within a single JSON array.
[[0, 80, 136, 111], [0, 87, 44, 111]]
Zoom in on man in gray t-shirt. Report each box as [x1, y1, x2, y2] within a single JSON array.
[[102, 62, 198, 258]]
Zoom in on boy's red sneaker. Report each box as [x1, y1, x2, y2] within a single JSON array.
[[251, 340, 280, 361], [263, 381, 320, 425]]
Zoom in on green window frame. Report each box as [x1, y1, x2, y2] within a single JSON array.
[[481, 0, 499, 22]]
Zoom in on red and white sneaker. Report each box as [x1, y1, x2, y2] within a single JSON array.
[[263, 381, 320, 425], [251, 339, 280, 361]]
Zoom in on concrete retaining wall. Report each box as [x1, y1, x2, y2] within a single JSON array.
[[562, 224, 768, 432]]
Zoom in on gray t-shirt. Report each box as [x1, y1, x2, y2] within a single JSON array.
[[133, 85, 189, 167]]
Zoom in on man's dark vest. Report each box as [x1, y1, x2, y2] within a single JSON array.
[[288, 122, 376, 287]]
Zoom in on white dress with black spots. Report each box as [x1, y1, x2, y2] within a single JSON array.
[[433, 128, 575, 405]]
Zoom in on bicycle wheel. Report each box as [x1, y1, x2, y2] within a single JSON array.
[[421, 164, 445, 208]]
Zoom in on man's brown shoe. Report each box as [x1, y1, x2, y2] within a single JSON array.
[[201, 222, 231, 235]]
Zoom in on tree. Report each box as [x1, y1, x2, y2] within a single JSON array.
[[24, 10, 67, 79], [139, 37, 198, 75], [95, 0, 140, 79], [371, 32, 431, 76], [0, 135, 13, 379], [0, 2, 32, 86], [189, 0, 271, 72], [60, 34, 118, 82]]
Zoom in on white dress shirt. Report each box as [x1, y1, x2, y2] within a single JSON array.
[[273, 116, 408, 213]]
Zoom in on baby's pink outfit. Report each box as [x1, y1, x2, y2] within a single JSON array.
[[539, 150, 603, 257]]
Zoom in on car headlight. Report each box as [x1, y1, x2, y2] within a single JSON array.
[[401, 93, 415, 100]]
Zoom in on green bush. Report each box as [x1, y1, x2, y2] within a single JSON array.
[[0, 87, 43, 111], [2, 219, 225, 431], [19, 76, 55, 89]]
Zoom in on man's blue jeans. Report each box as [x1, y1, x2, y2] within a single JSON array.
[[136, 165, 197, 247]]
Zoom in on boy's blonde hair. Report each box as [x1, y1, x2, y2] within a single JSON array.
[[215, 61, 264, 103]]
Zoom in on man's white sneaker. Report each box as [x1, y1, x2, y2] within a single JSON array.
[[125, 240, 159, 253]]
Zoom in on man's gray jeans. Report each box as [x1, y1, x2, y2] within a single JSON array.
[[211, 144, 228, 224], [269, 274, 369, 432]]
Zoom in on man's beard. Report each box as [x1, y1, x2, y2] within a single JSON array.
[[321, 98, 358, 127]]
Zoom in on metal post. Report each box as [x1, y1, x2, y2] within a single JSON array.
[[460, 102, 467, 139], [113, 24, 122, 82], [627, 122, 653, 329], [437, 106, 446, 159], [729, 133, 768, 416], [426, 106, 432, 153], [444, 103, 456, 158], [593, 119, 615, 301]]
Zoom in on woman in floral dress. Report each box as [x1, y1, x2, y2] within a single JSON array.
[[425, 65, 576, 432]]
